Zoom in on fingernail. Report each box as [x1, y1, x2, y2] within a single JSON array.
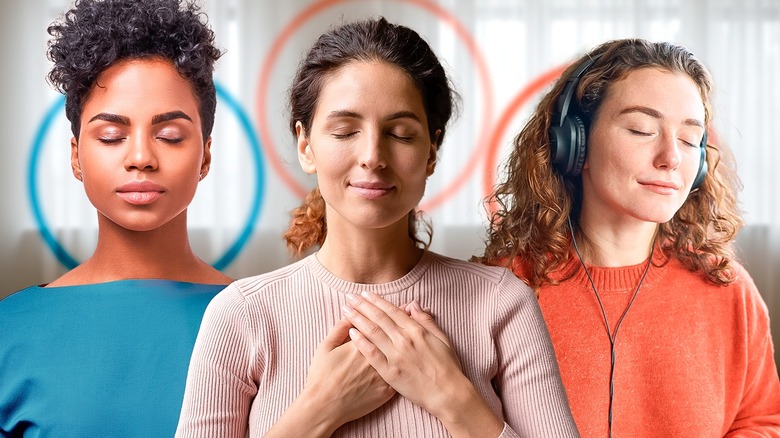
[[345, 293, 358, 304], [348, 328, 360, 339], [341, 304, 353, 315], [360, 291, 371, 299], [413, 300, 423, 311]]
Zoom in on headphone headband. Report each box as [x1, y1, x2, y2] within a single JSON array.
[[552, 53, 602, 128]]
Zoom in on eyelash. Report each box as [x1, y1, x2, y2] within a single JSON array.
[[390, 133, 414, 142], [97, 136, 183, 144], [158, 137, 183, 144], [330, 132, 414, 141], [629, 130, 699, 148]]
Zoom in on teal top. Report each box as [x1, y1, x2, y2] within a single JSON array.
[[0, 280, 226, 437]]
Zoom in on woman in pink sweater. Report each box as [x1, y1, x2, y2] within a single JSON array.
[[176, 17, 579, 438], [481, 39, 780, 436]]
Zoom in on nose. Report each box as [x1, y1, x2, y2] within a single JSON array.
[[358, 130, 386, 170], [124, 133, 158, 171], [654, 132, 682, 170]]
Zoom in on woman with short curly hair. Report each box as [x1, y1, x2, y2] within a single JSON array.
[[0, 0, 230, 435], [481, 38, 780, 436]]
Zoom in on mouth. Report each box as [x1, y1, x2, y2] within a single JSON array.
[[638, 180, 679, 195], [349, 181, 395, 199], [116, 181, 166, 205]]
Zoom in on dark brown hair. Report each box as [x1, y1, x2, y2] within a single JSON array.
[[284, 17, 456, 255]]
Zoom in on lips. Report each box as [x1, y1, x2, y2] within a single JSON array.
[[349, 180, 395, 199], [638, 180, 679, 195], [116, 181, 166, 205]]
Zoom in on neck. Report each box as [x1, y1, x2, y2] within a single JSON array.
[[55, 211, 230, 285], [317, 214, 423, 284], [574, 213, 658, 267]]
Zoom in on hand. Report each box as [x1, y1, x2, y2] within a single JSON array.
[[342, 292, 465, 416], [343, 292, 505, 438], [266, 318, 395, 437]]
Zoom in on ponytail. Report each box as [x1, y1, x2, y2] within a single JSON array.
[[284, 186, 327, 256]]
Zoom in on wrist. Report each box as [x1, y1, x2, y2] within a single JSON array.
[[433, 376, 504, 438], [268, 388, 341, 437]]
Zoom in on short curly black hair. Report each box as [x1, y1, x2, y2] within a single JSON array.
[[47, 0, 223, 141]]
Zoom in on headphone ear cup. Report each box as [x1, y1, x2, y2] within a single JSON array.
[[691, 143, 708, 189], [569, 115, 588, 176], [549, 115, 587, 176], [548, 124, 569, 174]]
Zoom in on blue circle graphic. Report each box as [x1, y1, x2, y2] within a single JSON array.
[[27, 82, 265, 271]]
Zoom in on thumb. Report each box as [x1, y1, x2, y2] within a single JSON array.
[[317, 318, 353, 353]]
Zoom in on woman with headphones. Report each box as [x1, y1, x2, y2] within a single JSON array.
[[481, 39, 780, 436]]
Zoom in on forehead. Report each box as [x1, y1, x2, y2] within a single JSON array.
[[599, 67, 705, 122], [313, 60, 426, 120], [85, 58, 199, 111]]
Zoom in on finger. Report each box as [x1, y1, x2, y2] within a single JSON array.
[[347, 292, 415, 334], [358, 292, 412, 324], [347, 327, 389, 370], [408, 301, 453, 349], [342, 299, 393, 348], [316, 318, 353, 353]]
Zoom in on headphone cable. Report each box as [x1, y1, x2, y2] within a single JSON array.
[[567, 217, 653, 438]]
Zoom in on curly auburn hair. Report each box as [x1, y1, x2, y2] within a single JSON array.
[[46, 0, 223, 141], [283, 17, 455, 256], [481, 38, 743, 290]]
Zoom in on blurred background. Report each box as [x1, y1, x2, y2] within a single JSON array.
[[1, 0, 778, 363]]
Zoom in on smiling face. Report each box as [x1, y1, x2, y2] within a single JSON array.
[[297, 60, 437, 235], [581, 67, 706, 228], [71, 58, 210, 232]]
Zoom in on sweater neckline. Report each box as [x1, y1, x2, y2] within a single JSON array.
[[305, 250, 434, 296], [562, 250, 669, 293]]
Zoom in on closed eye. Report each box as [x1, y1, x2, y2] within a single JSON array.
[[389, 133, 414, 142], [158, 137, 184, 144], [98, 137, 124, 145], [332, 132, 358, 140], [628, 129, 653, 136]]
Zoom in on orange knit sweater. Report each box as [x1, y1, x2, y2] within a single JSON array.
[[513, 254, 780, 437]]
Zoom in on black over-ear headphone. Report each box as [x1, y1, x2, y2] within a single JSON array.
[[548, 53, 709, 189]]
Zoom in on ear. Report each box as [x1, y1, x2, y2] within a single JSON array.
[[199, 137, 213, 180], [426, 129, 440, 176], [70, 137, 83, 181], [296, 121, 316, 175]]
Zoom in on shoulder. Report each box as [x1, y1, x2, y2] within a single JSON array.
[[229, 256, 312, 299], [724, 260, 770, 320], [427, 251, 516, 285], [427, 251, 537, 305], [202, 256, 314, 322], [0, 286, 45, 333], [0, 285, 43, 307]]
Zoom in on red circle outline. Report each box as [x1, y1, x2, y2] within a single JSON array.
[[255, 0, 494, 211], [481, 64, 568, 213]]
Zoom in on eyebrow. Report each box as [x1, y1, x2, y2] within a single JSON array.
[[619, 106, 704, 128], [87, 111, 193, 126], [326, 110, 422, 124], [151, 111, 193, 125], [88, 113, 130, 125]]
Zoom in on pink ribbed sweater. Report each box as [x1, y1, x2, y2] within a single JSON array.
[[176, 251, 579, 437]]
